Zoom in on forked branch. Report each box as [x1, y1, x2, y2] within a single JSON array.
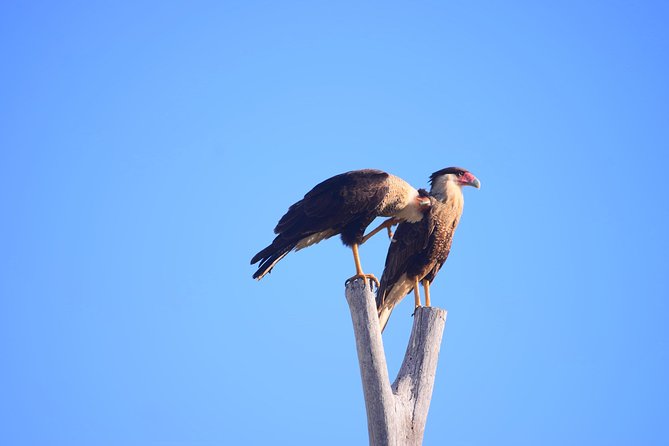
[[345, 279, 447, 446]]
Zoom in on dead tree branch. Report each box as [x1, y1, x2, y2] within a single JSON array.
[[345, 279, 447, 446]]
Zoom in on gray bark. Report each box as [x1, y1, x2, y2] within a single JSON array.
[[345, 279, 447, 446]]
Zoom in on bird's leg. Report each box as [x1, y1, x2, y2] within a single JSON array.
[[413, 277, 422, 308], [361, 218, 398, 244], [423, 279, 431, 307], [345, 243, 380, 288]]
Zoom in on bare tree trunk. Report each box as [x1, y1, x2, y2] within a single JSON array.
[[345, 279, 447, 446]]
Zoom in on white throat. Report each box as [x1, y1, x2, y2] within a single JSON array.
[[430, 174, 464, 204]]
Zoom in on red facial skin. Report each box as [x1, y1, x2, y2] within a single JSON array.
[[457, 171, 481, 188]]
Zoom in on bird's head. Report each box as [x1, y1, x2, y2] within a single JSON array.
[[429, 167, 480, 200]]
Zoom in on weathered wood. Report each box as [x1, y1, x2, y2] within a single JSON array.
[[345, 279, 447, 446]]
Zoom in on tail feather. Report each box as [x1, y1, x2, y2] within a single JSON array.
[[251, 240, 296, 280], [250, 242, 278, 265], [378, 305, 395, 333], [375, 275, 414, 332], [376, 284, 395, 333]]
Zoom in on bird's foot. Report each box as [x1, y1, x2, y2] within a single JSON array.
[[345, 273, 380, 289], [411, 305, 422, 317]]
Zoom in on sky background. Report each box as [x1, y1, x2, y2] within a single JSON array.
[[1, 1, 668, 445]]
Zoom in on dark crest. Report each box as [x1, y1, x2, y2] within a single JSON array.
[[429, 167, 469, 185]]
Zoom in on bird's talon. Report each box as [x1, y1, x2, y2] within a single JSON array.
[[346, 273, 379, 289]]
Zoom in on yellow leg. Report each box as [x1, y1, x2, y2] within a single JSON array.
[[352, 243, 364, 275], [423, 279, 431, 307], [413, 277, 421, 308], [345, 243, 380, 288], [361, 218, 398, 244]]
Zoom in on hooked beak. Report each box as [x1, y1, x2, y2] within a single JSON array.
[[460, 173, 481, 189]]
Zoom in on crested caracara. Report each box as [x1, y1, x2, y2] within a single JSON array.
[[376, 167, 480, 331]]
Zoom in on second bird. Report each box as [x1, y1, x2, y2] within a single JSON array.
[[376, 167, 480, 332]]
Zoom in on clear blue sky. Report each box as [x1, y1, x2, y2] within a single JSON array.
[[1, 1, 668, 445]]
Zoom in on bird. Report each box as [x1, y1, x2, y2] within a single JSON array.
[[251, 169, 432, 286], [376, 167, 480, 332]]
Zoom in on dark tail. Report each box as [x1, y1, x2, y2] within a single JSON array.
[[251, 239, 296, 280]]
